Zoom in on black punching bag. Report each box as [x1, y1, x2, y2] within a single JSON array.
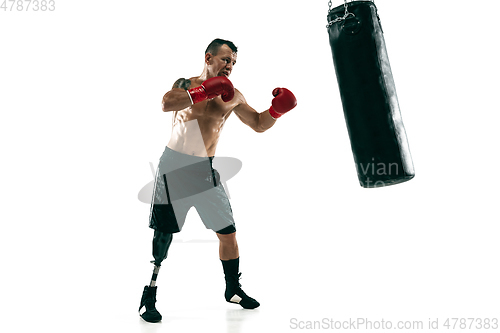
[[327, 0, 415, 188]]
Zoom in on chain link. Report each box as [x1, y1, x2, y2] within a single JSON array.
[[326, 0, 355, 28], [327, 0, 375, 28]]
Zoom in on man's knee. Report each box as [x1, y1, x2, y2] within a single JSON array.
[[217, 231, 237, 244]]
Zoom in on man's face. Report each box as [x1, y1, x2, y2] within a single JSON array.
[[207, 44, 237, 78]]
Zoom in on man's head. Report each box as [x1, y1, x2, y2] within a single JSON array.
[[205, 38, 238, 55], [204, 38, 238, 78]]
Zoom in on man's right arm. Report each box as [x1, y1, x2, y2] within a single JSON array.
[[162, 76, 235, 112], [162, 78, 192, 112]]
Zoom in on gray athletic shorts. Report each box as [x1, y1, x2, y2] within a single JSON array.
[[149, 146, 236, 234]]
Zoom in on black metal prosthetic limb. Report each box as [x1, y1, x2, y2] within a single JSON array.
[[152, 230, 173, 272], [139, 230, 173, 323]]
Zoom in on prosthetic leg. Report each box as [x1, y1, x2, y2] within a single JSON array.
[[139, 230, 173, 323]]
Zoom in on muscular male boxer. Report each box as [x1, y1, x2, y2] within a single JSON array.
[[139, 38, 297, 323]]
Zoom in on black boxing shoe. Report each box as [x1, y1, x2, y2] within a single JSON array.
[[224, 272, 260, 309], [139, 286, 162, 323]]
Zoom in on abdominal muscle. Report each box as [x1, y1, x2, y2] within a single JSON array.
[[167, 102, 228, 157]]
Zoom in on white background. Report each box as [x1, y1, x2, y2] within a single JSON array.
[[1, 0, 499, 332]]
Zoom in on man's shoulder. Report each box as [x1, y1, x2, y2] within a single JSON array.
[[172, 76, 200, 90], [233, 88, 246, 104]]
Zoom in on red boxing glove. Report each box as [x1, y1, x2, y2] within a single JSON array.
[[268, 88, 297, 119], [187, 76, 235, 104]]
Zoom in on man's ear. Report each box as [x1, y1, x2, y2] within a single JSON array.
[[205, 53, 212, 65]]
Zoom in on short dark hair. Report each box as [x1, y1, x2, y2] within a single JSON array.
[[205, 38, 238, 55]]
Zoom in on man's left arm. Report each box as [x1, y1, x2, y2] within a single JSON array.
[[232, 88, 297, 133]]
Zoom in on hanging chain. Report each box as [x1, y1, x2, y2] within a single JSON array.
[[326, 0, 355, 28]]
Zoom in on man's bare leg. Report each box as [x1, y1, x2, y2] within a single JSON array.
[[217, 232, 239, 260]]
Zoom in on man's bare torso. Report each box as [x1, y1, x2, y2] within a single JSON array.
[[167, 77, 242, 157]]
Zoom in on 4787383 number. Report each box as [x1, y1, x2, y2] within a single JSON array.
[[1, 0, 55, 11], [443, 318, 499, 330]]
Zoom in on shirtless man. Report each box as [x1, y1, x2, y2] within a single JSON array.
[[139, 38, 297, 323]]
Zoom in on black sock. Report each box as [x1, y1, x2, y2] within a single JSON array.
[[220, 257, 260, 309], [221, 257, 239, 277]]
